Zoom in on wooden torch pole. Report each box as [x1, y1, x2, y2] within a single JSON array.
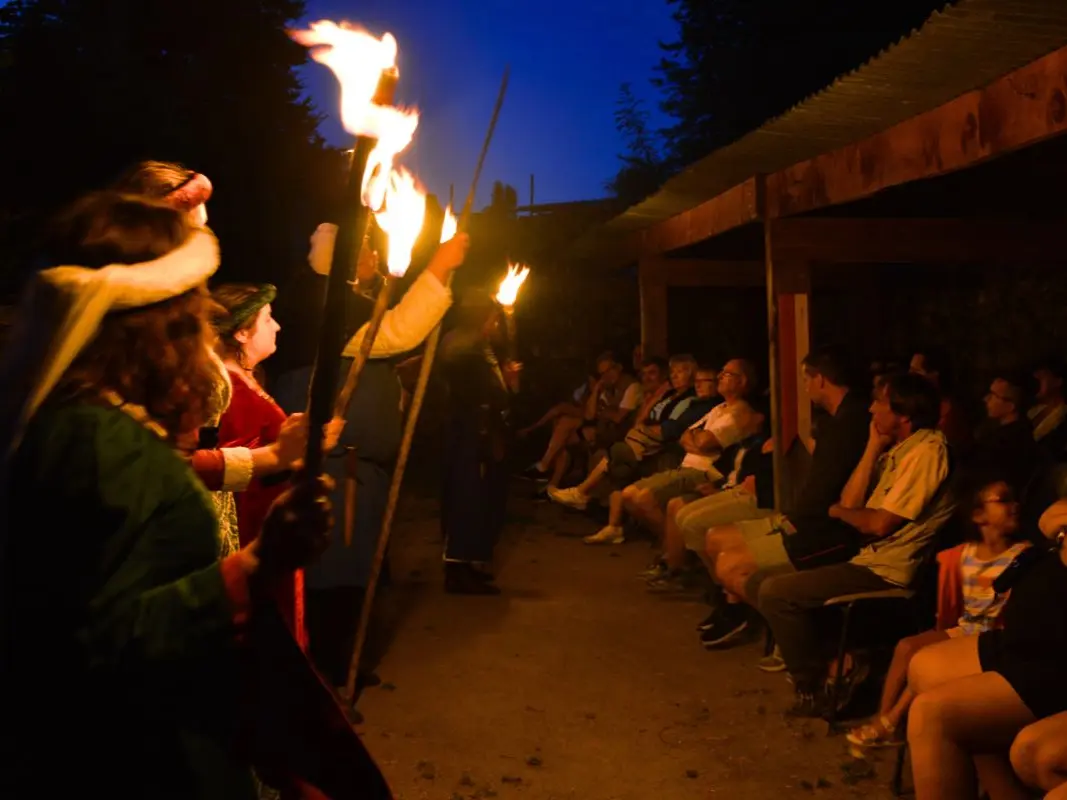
[[343, 67, 510, 702]]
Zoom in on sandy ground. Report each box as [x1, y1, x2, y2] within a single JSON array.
[[356, 488, 901, 800]]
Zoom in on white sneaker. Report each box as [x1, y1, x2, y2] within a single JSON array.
[[584, 525, 624, 545], [548, 486, 588, 510]]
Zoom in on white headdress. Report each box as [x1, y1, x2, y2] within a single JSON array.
[[0, 228, 221, 460]]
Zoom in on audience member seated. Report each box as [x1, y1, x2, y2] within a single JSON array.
[[910, 349, 972, 452], [547, 356, 706, 518], [647, 397, 774, 591], [525, 351, 639, 488], [1011, 711, 1067, 799], [973, 369, 1045, 494], [758, 373, 955, 717], [1030, 358, 1067, 461], [846, 472, 1029, 749], [517, 371, 595, 444], [696, 345, 870, 650], [617, 359, 757, 545], [904, 498, 1067, 800]]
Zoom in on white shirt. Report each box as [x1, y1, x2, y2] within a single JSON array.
[[342, 270, 452, 359], [681, 402, 743, 472]]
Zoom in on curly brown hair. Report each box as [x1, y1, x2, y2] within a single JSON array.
[[50, 192, 222, 439]]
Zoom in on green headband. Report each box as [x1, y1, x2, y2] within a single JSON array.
[[216, 284, 276, 336]]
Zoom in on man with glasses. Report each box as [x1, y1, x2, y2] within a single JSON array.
[[974, 371, 1045, 494]]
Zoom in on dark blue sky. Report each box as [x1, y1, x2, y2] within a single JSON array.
[[299, 0, 675, 207]]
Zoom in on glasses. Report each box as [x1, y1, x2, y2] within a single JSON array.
[[982, 495, 1018, 506], [695, 378, 716, 384], [719, 370, 740, 379]]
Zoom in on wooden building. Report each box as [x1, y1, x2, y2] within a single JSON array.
[[561, 0, 1067, 508]]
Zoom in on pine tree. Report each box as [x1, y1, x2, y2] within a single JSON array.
[[0, 0, 342, 284], [606, 82, 666, 206]]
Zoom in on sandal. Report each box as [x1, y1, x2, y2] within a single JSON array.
[[846, 715, 904, 748]]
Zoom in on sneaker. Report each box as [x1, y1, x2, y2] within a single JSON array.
[[699, 605, 749, 648], [758, 645, 787, 673], [639, 560, 668, 580], [518, 462, 550, 481], [547, 485, 588, 510], [696, 610, 719, 632], [646, 571, 686, 592], [583, 525, 624, 545]]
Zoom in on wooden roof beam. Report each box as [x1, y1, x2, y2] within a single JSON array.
[[639, 257, 766, 287], [636, 178, 762, 256], [766, 45, 1067, 218], [768, 217, 1067, 265]]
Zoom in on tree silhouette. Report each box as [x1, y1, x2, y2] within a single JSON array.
[[0, 0, 342, 286], [606, 82, 667, 206], [652, 0, 949, 171]]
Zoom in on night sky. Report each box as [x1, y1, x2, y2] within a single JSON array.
[[299, 0, 675, 207]]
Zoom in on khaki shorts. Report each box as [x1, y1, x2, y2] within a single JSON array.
[[677, 488, 775, 552], [733, 514, 797, 576], [632, 467, 709, 507]]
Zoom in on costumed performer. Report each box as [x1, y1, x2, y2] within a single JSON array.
[[0, 192, 391, 799], [273, 221, 469, 689], [439, 288, 521, 595]]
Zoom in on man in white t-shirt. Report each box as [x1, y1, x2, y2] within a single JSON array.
[[619, 359, 757, 541]]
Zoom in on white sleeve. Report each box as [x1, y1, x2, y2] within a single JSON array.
[[619, 382, 643, 411], [221, 446, 254, 492], [706, 408, 744, 449], [342, 270, 453, 359]]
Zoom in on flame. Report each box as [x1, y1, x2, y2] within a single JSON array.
[[375, 168, 427, 278], [495, 263, 530, 308], [440, 205, 457, 243], [290, 21, 420, 210], [361, 105, 420, 210], [290, 22, 397, 134]]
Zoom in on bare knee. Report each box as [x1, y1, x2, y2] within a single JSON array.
[[907, 645, 941, 696], [621, 485, 639, 508], [906, 691, 947, 745], [634, 489, 656, 511], [1010, 726, 1044, 788], [894, 633, 927, 665], [666, 496, 687, 520], [704, 525, 737, 558]]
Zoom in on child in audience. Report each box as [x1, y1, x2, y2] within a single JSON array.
[[847, 473, 1030, 748]]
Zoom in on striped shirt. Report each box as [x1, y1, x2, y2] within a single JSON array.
[[957, 541, 1031, 635]]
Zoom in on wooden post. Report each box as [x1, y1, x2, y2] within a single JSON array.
[[765, 218, 811, 512], [638, 258, 668, 357]]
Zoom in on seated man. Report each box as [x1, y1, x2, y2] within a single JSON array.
[[758, 372, 955, 716], [525, 351, 640, 488], [649, 396, 775, 589], [974, 369, 1045, 493], [547, 354, 700, 512], [1030, 359, 1067, 461], [618, 358, 757, 543], [696, 344, 870, 648]]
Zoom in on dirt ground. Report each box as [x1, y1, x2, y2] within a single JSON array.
[[356, 488, 902, 800]]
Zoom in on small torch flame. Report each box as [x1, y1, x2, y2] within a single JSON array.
[[440, 205, 458, 243], [375, 168, 427, 278], [495, 263, 530, 308]]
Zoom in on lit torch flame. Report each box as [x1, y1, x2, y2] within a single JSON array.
[[375, 168, 427, 277], [495, 263, 530, 309], [440, 205, 457, 243], [289, 20, 420, 210]]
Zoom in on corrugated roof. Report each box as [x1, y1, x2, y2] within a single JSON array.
[[565, 0, 1067, 265]]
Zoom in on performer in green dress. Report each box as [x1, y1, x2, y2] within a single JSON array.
[[0, 192, 391, 799]]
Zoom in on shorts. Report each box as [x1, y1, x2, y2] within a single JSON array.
[[978, 630, 1067, 720], [632, 467, 710, 507], [734, 514, 797, 575], [677, 488, 775, 552]]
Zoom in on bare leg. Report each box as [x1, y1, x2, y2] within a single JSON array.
[[907, 635, 982, 696], [547, 449, 571, 489], [605, 489, 626, 527], [972, 754, 1032, 800], [576, 456, 609, 496], [880, 631, 949, 722], [1011, 712, 1067, 793], [908, 672, 1035, 800], [538, 416, 581, 472], [663, 497, 689, 569], [631, 488, 667, 542]]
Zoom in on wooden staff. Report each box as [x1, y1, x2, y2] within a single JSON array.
[[304, 70, 398, 479], [343, 66, 510, 701]]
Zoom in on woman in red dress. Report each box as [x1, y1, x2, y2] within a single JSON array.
[[214, 283, 307, 648]]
